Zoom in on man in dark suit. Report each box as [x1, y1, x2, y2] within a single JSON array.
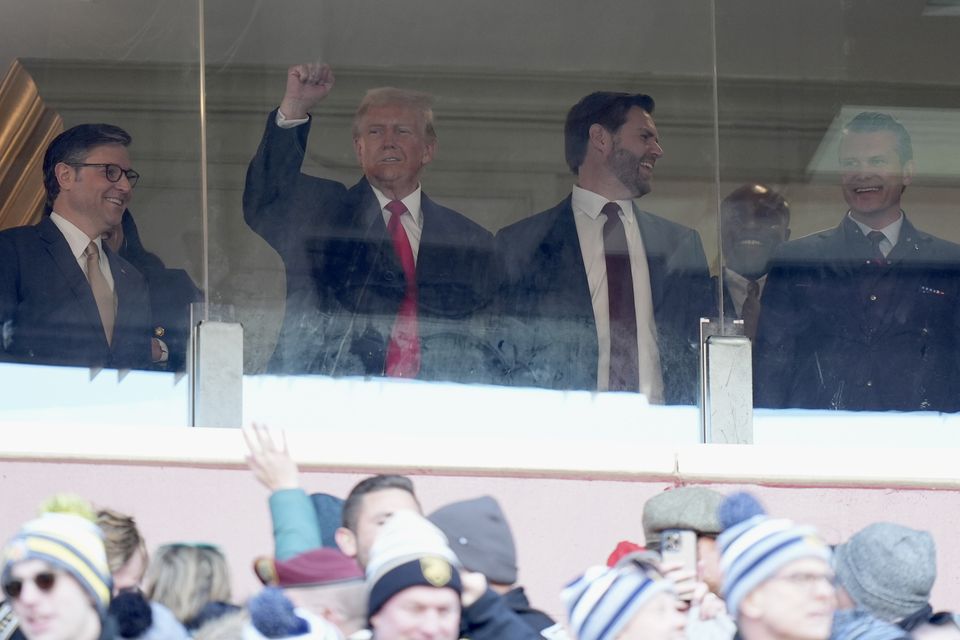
[[103, 209, 203, 371], [718, 183, 791, 341], [755, 112, 960, 411], [0, 123, 152, 370], [244, 63, 494, 381], [494, 92, 713, 404]]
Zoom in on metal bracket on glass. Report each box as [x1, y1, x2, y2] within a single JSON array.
[[699, 318, 753, 444], [188, 303, 243, 428]]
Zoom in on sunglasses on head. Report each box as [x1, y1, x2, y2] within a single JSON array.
[[2, 571, 57, 599]]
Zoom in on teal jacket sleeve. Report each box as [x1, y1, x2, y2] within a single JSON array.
[[268, 488, 323, 560]]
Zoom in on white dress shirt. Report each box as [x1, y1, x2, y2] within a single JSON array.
[[50, 212, 114, 291], [848, 211, 903, 257], [571, 185, 664, 403], [277, 107, 424, 261], [723, 268, 767, 318]]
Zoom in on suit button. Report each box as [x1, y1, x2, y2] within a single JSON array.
[[384, 272, 396, 282], [921, 328, 929, 336], [869, 294, 878, 301], [866, 380, 873, 387]]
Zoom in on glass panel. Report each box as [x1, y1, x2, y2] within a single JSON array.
[[206, 0, 718, 418], [0, 1, 202, 425], [716, 0, 960, 415]]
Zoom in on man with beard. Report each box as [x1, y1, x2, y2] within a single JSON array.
[[754, 112, 960, 411], [718, 184, 790, 341], [494, 91, 712, 403]]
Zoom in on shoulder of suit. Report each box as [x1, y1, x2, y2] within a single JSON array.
[[632, 208, 699, 238], [421, 193, 493, 241], [496, 198, 570, 241]]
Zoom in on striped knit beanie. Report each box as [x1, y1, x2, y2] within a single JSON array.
[[2, 512, 112, 613], [718, 493, 831, 619], [562, 558, 675, 640]]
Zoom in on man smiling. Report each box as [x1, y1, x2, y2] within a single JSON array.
[[0, 124, 152, 369], [754, 112, 960, 411], [494, 91, 712, 403], [2, 512, 114, 640]]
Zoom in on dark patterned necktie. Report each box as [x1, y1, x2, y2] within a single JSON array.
[[867, 230, 887, 267], [602, 202, 639, 391]]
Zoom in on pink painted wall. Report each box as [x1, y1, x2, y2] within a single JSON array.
[[1, 459, 958, 619]]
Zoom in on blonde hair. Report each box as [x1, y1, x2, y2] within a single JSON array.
[[96, 508, 145, 574], [143, 544, 232, 625], [352, 87, 437, 142]]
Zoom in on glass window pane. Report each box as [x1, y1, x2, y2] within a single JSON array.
[[0, 1, 202, 425]]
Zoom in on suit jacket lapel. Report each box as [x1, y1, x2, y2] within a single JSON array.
[[549, 198, 594, 321], [633, 207, 667, 311], [38, 217, 106, 340], [107, 248, 133, 348]]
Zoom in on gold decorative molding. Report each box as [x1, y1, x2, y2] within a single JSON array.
[[0, 59, 62, 231]]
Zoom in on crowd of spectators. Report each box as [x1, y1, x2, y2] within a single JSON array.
[[1, 426, 955, 640]]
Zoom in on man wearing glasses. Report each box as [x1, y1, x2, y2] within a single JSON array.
[[0, 123, 153, 370], [2, 511, 113, 640], [718, 494, 837, 640]]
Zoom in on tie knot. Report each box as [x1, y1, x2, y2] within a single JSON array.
[[84, 241, 100, 260], [385, 200, 408, 218], [867, 230, 886, 246], [601, 201, 622, 218], [747, 280, 760, 296]]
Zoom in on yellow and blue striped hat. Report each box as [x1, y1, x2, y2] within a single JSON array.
[[2, 512, 112, 613]]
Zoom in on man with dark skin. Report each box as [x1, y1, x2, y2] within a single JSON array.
[[719, 184, 790, 340]]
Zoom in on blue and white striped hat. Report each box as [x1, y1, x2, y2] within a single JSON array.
[[718, 493, 831, 619], [562, 559, 675, 640]]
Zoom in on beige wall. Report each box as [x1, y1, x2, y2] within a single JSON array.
[[2, 423, 959, 619]]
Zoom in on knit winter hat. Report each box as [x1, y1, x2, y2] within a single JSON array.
[[562, 559, 675, 640], [1, 512, 112, 614], [830, 608, 910, 640], [365, 510, 462, 619], [243, 588, 339, 640], [833, 523, 936, 623], [309, 494, 345, 550], [642, 487, 725, 549], [718, 493, 831, 619], [428, 496, 518, 585]]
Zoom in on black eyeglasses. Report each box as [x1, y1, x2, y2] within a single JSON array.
[[67, 163, 140, 187], [2, 571, 57, 599]]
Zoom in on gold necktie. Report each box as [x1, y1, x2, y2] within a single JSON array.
[[84, 241, 116, 346]]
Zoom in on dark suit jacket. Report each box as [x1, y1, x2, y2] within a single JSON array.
[[117, 210, 202, 372], [0, 216, 153, 369], [493, 197, 713, 404], [754, 215, 960, 412], [243, 111, 495, 381]]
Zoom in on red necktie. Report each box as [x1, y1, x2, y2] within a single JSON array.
[[384, 200, 420, 377], [602, 202, 639, 391]]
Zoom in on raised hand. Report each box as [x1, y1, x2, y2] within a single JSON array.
[[279, 63, 336, 120], [243, 422, 301, 492]]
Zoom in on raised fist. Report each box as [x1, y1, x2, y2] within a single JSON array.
[[279, 63, 335, 120]]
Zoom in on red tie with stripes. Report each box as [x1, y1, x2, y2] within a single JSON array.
[[384, 200, 421, 377]]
